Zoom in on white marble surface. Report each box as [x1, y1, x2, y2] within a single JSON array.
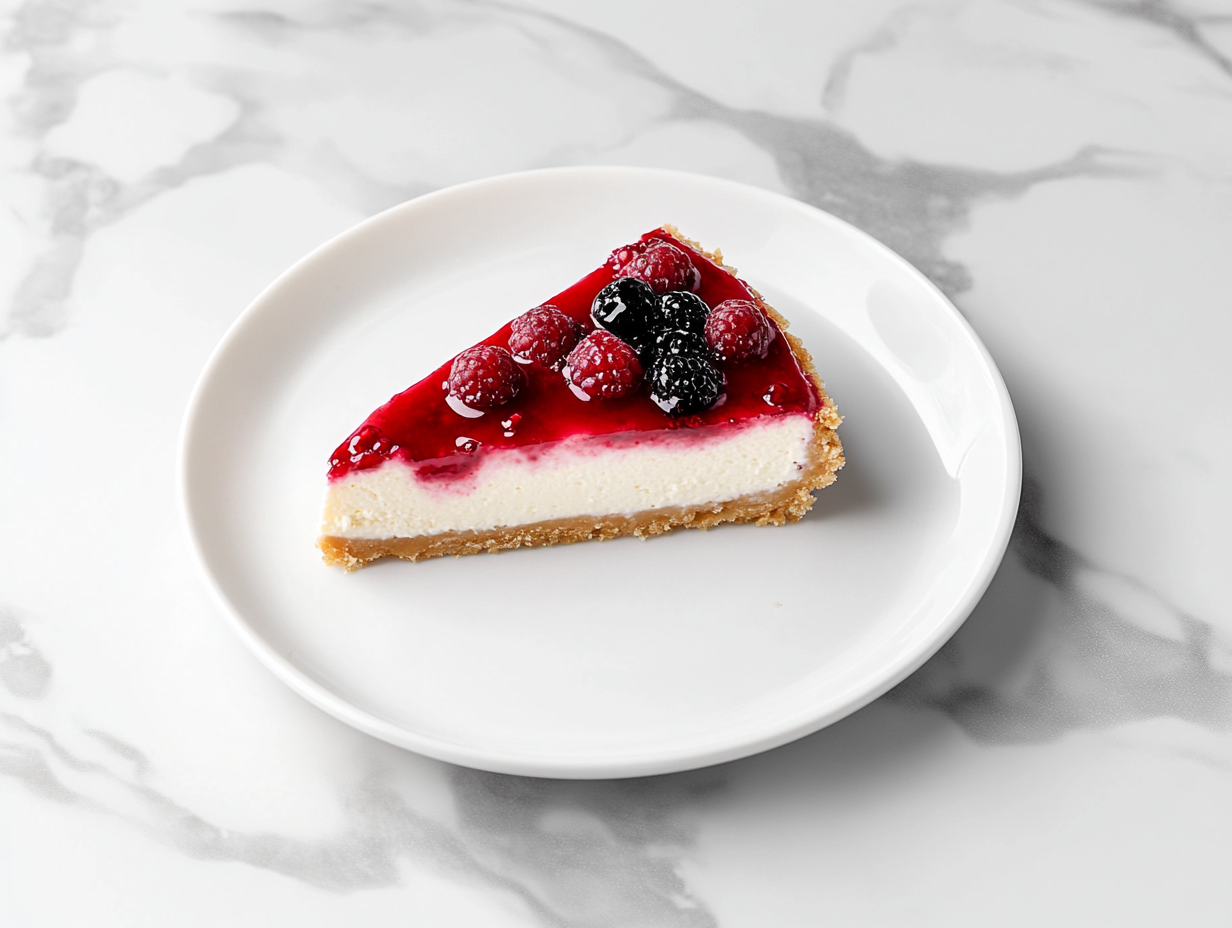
[[3, 0, 1232, 923]]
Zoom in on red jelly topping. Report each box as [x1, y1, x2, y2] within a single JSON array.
[[328, 229, 821, 481]]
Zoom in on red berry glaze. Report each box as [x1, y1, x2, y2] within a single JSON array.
[[762, 382, 791, 406], [327, 228, 821, 482], [348, 424, 394, 456], [330, 424, 398, 469], [609, 239, 700, 294], [447, 345, 526, 409], [705, 299, 776, 363], [508, 304, 583, 368], [564, 330, 644, 400]]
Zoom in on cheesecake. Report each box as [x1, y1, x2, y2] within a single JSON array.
[[318, 227, 843, 569]]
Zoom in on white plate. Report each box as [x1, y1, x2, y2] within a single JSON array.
[[180, 167, 1020, 778]]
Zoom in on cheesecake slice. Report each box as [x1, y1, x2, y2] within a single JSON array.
[[318, 227, 843, 569]]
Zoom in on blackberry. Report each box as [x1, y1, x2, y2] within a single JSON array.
[[648, 290, 709, 336], [648, 328, 711, 362], [591, 278, 656, 352], [645, 355, 725, 416]]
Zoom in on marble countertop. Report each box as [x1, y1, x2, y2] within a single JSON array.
[[3, 0, 1231, 923]]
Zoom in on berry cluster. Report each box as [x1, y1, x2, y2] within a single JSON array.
[[441, 240, 778, 424], [589, 277, 725, 416]]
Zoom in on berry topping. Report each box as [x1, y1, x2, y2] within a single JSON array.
[[648, 290, 710, 336], [326, 228, 825, 484], [705, 299, 776, 363], [762, 382, 791, 406], [447, 345, 526, 410], [500, 412, 523, 437], [610, 239, 700, 294], [649, 328, 712, 361], [348, 425, 395, 457], [564, 330, 644, 401], [508, 303, 582, 368], [331, 424, 399, 468], [591, 278, 656, 351], [607, 243, 641, 272], [645, 355, 725, 416]]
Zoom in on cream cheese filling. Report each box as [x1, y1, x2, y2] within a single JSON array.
[[320, 415, 816, 540]]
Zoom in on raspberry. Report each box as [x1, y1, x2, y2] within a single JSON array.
[[508, 304, 582, 368], [607, 243, 643, 273], [564, 330, 644, 401], [591, 278, 656, 353], [610, 239, 700, 294], [447, 345, 526, 410], [704, 299, 775, 363], [648, 290, 709, 335], [645, 355, 725, 416]]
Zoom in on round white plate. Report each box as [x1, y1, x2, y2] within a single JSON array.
[[180, 167, 1020, 779]]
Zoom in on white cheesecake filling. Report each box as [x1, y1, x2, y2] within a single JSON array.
[[321, 415, 815, 540]]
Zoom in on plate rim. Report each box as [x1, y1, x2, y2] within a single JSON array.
[[178, 165, 1022, 778]]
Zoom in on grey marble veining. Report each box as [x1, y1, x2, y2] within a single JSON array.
[[4, 0, 1232, 924], [3, 634, 722, 925], [1, 0, 1138, 337], [893, 483, 1232, 747]]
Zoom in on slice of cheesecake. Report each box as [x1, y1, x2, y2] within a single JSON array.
[[318, 227, 843, 569]]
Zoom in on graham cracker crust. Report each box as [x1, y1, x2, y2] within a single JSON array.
[[319, 227, 844, 570]]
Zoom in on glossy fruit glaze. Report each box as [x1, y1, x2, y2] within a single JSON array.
[[328, 229, 821, 481]]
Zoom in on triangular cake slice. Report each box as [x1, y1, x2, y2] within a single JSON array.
[[319, 227, 843, 569]]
